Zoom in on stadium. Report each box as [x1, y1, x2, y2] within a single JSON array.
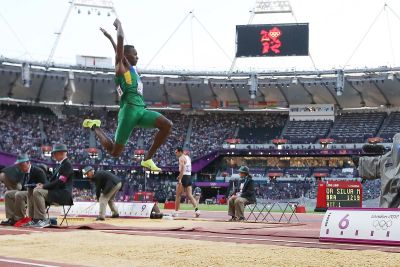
[[1, 0, 400, 266]]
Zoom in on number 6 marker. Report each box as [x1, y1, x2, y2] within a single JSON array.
[[339, 214, 350, 229]]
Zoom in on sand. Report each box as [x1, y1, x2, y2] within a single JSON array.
[[0, 217, 399, 267]]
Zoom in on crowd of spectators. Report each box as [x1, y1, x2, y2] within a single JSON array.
[[0, 175, 383, 203], [189, 113, 238, 159], [251, 178, 380, 200], [253, 180, 315, 200], [1, 104, 399, 169], [0, 105, 190, 167], [0, 104, 391, 204], [362, 179, 381, 200], [0, 107, 43, 158], [237, 113, 287, 144]]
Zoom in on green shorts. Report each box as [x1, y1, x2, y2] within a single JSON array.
[[115, 104, 161, 145]]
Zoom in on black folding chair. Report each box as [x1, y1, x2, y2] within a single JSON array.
[[259, 202, 277, 222], [246, 202, 262, 221], [277, 201, 300, 223], [246, 201, 276, 222], [46, 196, 74, 226]]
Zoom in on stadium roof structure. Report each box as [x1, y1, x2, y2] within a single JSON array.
[[1, 58, 400, 111]]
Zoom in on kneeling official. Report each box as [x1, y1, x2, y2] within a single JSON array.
[[83, 166, 122, 221]]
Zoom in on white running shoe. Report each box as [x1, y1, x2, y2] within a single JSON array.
[[195, 209, 200, 218]]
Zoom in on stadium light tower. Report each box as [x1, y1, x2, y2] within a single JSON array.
[[46, 0, 118, 68], [21, 62, 31, 88], [248, 73, 258, 99], [335, 69, 345, 96]]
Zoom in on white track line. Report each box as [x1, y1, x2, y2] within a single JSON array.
[[0, 258, 59, 267]]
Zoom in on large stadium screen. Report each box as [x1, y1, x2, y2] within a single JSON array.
[[235, 23, 309, 57]]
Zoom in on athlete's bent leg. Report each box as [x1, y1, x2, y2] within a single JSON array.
[[93, 127, 125, 157], [144, 115, 172, 161]]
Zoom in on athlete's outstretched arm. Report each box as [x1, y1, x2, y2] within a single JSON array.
[[113, 18, 124, 66], [100, 27, 129, 66], [100, 27, 117, 52]]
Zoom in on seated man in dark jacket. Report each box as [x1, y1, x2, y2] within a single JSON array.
[[227, 166, 256, 222], [0, 163, 24, 190], [83, 166, 122, 221], [1, 154, 47, 226], [29, 144, 74, 228]]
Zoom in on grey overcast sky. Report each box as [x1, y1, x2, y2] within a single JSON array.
[[0, 0, 400, 72]]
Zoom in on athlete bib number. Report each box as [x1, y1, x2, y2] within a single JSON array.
[[116, 86, 123, 97], [185, 165, 191, 174], [133, 66, 144, 96], [137, 81, 143, 96]]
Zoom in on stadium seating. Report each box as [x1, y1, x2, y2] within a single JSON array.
[[0, 102, 390, 204], [0, 104, 394, 167], [378, 111, 400, 142], [282, 120, 332, 144], [329, 112, 386, 143], [236, 113, 287, 144]]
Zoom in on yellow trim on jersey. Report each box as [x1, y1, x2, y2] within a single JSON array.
[[123, 70, 132, 85]]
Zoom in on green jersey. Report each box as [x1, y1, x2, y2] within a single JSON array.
[[115, 66, 145, 107]]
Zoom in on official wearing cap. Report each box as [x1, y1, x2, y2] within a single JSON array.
[[227, 166, 256, 222], [30, 144, 74, 228], [0, 161, 25, 191], [83, 166, 122, 221], [1, 154, 47, 226]]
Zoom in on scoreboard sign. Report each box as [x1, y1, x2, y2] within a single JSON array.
[[320, 208, 400, 246], [235, 23, 309, 57], [315, 181, 362, 212]]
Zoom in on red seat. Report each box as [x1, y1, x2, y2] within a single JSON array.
[[164, 201, 175, 210]]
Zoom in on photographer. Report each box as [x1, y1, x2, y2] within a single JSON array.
[[354, 135, 398, 208]]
